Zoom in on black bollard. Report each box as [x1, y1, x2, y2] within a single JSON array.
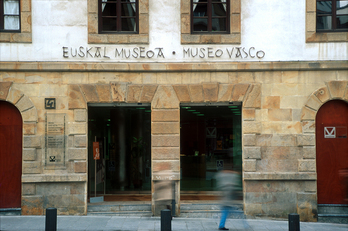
[[45, 208, 57, 231], [161, 209, 171, 231], [288, 213, 300, 231]]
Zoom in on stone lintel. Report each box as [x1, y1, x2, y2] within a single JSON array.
[[243, 172, 317, 181]]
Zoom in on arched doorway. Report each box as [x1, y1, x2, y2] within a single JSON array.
[[0, 101, 23, 209], [316, 100, 348, 204]]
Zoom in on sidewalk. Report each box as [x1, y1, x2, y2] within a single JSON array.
[[0, 215, 347, 231]]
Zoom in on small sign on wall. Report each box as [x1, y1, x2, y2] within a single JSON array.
[[45, 98, 56, 109], [324, 126, 347, 138], [324, 127, 336, 138]]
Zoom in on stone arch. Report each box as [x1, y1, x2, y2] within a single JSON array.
[[301, 81, 348, 133], [0, 82, 38, 125], [298, 80, 348, 201], [0, 81, 40, 213]]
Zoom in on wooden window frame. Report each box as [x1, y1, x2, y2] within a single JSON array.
[[316, 0, 348, 32], [98, 0, 139, 34], [88, 0, 148, 44], [191, 0, 230, 34], [0, 0, 31, 43], [181, 0, 240, 44], [306, 0, 348, 42]]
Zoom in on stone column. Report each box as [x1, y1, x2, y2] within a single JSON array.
[[151, 85, 180, 216]]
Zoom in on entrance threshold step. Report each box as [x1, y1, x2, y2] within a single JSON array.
[[87, 211, 153, 217], [88, 203, 151, 213]]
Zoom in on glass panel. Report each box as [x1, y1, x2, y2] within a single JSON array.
[[121, 18, 136, 31], [337, 15, 348, 28], [317, 1, 332, 14], [102, 3, 117, 16], [102, 17, 117, 31], [337, 1, 348, 14], [212, 18, 226, 31], [212, 3, 227, 16], [180, 105, 242, 192], [4, 16, 19, 30], [4, 0, 19, 15], [193, 18, 208, 31], [317, 15, 332, 29], [193, 3, 207, 17], [121, 3, 136, 16], [88, 106, 151, 195]]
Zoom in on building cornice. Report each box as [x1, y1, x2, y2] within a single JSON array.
[[0, 61, 347, 72]]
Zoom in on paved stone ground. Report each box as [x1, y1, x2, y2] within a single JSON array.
[[0, 216, 347, 231]]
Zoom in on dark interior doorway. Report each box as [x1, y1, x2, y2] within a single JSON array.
[[88, 104, 151, 200], [180, 104, 242, 195]]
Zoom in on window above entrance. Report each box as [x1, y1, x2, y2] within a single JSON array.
[[191, 0, 230, 34], [98, 0, 138, 34], [181, 0, 241, 44], [88, 0, 149, 44]]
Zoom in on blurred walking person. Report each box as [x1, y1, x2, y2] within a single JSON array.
[[216, 169, 247, 230]]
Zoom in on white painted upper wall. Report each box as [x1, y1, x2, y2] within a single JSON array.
[[0, 0, 347, 62]]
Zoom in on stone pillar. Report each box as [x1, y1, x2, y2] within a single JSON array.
[[151, 85, 180, 216]]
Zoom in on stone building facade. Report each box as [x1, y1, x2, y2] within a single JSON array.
[[0, 0, 347, 221]]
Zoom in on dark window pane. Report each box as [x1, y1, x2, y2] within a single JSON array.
[[337, 1, 348, 14], [121, 18, 136, 31], [317, 1, 332, 14], [193, 3, 207, 17], [121, 3, 136, 16], [212, 3, 227, 16], [317, 15, 333, 29], [193, 18, 208, 31], [212, 18, 226, 31], [102, 3, 117, 17], [337, 15, 348, 28], [102, 17, 117, 31]]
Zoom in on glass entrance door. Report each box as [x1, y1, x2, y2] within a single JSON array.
[[180, 104, 242, 192], [88, 105, 151, 198]]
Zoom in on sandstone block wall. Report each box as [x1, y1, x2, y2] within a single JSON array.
[[0, 61, 347, 220]]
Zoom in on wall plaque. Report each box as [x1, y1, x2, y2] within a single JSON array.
[[45, 113, 66, 168], [45, 98, 56, 109]]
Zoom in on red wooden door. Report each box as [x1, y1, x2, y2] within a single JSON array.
[[0, 101, 22, 208], [316, 100, 348, 204]]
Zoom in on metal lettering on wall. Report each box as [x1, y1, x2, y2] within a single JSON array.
[[45, 113, 66, 167], [62, 46, 265, 60]]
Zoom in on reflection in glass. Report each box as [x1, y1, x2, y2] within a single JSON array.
[[193, 18, 208, 31], [121, 3, 136, 16], [317, 1, 332, 14], [212, 2, 226, 16], [212, 18, 226, 31], [337, 15, 348, 28], [193, 3, 208, 17], [122, 18, 136, 31], [337, 1, 348, 14], [317, 15, 333, 29], [102, 3, 117, 17], [102, 18, 117, 32]]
